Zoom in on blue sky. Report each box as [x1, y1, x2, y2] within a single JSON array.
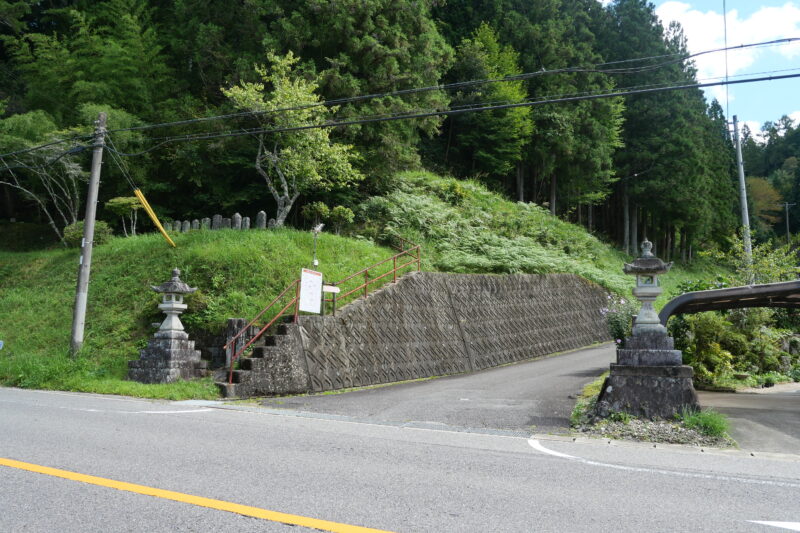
[[601, 1, 800, 135]]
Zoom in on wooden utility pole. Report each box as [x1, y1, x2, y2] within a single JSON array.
[[70, 112, 106, 356], [732, 115, 753, 274]]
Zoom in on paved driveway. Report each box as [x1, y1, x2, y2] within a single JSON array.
[[699, 384, 800, 454], [263, 343, 615, 435]]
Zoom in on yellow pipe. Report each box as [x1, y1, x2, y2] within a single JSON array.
[[134, 188, 176, 247]]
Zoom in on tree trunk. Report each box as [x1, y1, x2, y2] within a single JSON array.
[[516, 162, 524, 202], [588, 204, 594, 232], [665, 227, 673, 262], [631, 205, 638, 254], [1, 184, 14, 219], [623, 189, 630, 254], [549, 174, 556, 216], [680, 228, 687, 263]]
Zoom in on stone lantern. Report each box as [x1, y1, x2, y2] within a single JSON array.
[[624, 239, 670, 336], [128, 268, 207, 384], [152, 268, 196, 339], [595, 240, 699, 419]]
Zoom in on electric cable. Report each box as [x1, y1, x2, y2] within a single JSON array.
[[103, 71, 800, 158], [103, 37, 800, 135]]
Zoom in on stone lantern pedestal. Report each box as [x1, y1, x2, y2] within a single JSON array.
[[128, 268, 207, 384], [595, 241, 699, 419]]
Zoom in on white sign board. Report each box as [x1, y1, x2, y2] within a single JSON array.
[[322, 285, 340, 294], [299, 268, 323, 314]]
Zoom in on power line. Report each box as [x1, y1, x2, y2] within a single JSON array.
[[0, 144, 89, 171], [103, 37, 800, 135], [104, 71, 800, 158], [0, 133, 94, 159]]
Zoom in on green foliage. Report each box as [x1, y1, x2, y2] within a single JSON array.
[[671, 277, 729, 296], [301, 201, 330, 226], [266, 0, 453, 177], [359, 170, 632, 293], [0, 222, 59, 251], [570, 373, 607, 427], [602, 295, 639, 343], [223, 52, 363, 226], [677, 408, 730, 438], [105, 196, 142, 217], [440, 23, 533, 189], [63, 220, 113, 248], [701, 232, 798, 285], [608, 411, 632, 424], [329, 206, 355, 235]]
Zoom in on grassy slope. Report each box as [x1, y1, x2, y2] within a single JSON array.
[[0, 229, 394, 398], [0, 171, 727, 398]]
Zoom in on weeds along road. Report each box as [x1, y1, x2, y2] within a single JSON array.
[[1, 348, 799, 532]]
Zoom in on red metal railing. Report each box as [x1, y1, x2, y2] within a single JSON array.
[[223, 237, 421, 384], [223, 279, 300, 385], [323, 242, 421, 315]]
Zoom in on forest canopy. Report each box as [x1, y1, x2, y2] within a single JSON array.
[[1, 0, 792, 256]]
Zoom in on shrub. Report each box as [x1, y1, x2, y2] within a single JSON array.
[[329, 205, 355, 235], [63, 220, 113, 247], [300, 201, 330, 226], [603, 295, 639, 343]]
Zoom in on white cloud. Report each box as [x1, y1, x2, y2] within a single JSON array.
[[656, 2, 800, 82], [790, 110, 800, 124]]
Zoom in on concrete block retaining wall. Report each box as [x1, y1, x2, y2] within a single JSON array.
[[220, 272, 611, 397]]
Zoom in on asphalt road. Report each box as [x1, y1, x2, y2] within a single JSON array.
[[700, 385, 800, 454], [2, 346, 800, 532], [263, 343, 616, 435]]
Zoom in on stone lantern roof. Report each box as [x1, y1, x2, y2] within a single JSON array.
[[151, 268, 197, 294], [623, 239, 672, 275]]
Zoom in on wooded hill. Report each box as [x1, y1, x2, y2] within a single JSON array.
[[1, 0, 796, 256]]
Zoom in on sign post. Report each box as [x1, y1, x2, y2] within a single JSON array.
[[299, 268, 323, 314]]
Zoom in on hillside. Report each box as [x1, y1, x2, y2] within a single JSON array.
[[0, 172, 725, 398]]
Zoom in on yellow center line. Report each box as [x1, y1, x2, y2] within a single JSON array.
[[0, 457, 394, 533]]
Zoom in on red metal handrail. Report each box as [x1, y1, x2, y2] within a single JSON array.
[[223, 237, 421, 384], [225, 279, 300, 385], [324, 244, 421, 314]]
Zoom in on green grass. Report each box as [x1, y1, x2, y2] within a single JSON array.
[[570, 372, 607, 426], [0, 228, 395, 399], [1, 171, 732, 400], [677, 408, 731, 438]]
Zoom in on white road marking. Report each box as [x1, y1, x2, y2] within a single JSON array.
[[0, 398, 213, 415], [749, 522, 800, 531], [527, 438, 800, 488]]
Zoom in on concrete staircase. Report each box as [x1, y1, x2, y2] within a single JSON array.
[[216, 320, 308, 398]]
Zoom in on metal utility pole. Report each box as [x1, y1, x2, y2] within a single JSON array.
[[732, 115, 753, 275], [779, 202, 796, 246], [70, 112, 106, 356]]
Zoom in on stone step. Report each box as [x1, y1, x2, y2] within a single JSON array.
[[216, 382, 240, 398], [230, 369, 252, 384], [240, 357, 266, 371]]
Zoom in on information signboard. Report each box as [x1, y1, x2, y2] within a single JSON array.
[[299, 268, 323, 314]]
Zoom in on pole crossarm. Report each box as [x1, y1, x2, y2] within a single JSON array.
[[659, 280, 800, 325]]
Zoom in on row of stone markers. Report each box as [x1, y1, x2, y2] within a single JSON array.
[[164, 211, 274, 233]]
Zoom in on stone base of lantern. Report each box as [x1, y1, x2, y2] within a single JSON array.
[[128, 333, 208, 384], [595, 363, 699, 420]]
